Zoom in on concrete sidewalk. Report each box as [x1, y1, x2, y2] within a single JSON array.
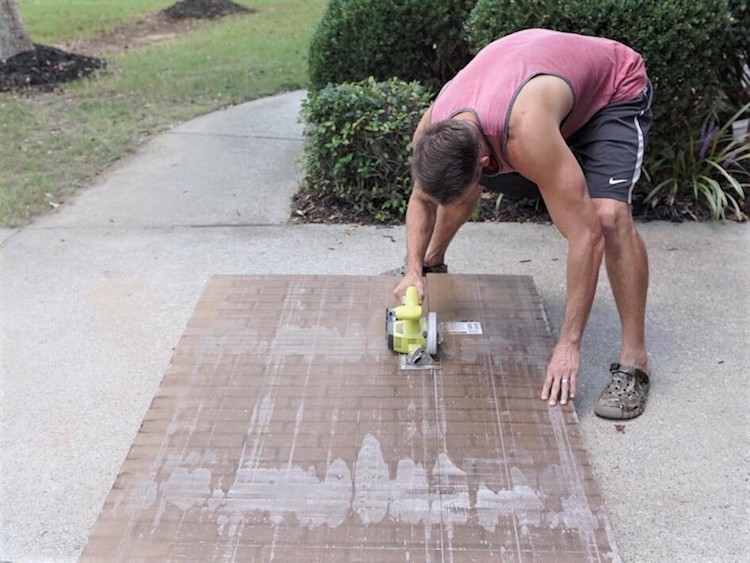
[[1, 90, 748, 562]]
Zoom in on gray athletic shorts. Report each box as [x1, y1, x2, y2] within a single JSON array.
[[481, 80, 653, 203]]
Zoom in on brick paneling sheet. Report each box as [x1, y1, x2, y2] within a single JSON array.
[[82, 275, 618, 562]]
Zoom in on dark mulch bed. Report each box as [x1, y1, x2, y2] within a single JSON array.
[[292, 189, 749, 225], [0, 44, 104, 93], [162, 0, 253, 20], [0, 1, 253, 93]]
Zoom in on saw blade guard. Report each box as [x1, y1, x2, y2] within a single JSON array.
[[426, 311, 438, 355]]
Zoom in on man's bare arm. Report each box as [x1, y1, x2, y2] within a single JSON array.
[[404, 187, 437, 277], [393, 108, 437, 301], [507, 76, 605, 404]]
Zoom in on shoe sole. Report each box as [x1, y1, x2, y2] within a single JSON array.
[[594, 403, 646, 419]]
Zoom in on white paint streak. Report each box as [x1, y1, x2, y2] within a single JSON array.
[[475, 485, 544, 532], [144, 433, 603, 544], [434, 453, 466, 478], [431, 453, 471, 540], [255, 393, 275, 432], [299, 459, 352, 528], [241, 392, 275, 473], [224, 457, 352, 529], [272, 324, 370, 362], [404, 402, 418, 451], [559, 494, 598, 531], [325, 407, 339, 469], [160, 467, 212, 511], [548, 406, 604, 559], [390, 459, 430, 525], [223, 390, 277, 545], [151, 451, 217, 528], [126, 480, 158, 512], [287, 399, 305, 467], [353, 434, 390, 525]]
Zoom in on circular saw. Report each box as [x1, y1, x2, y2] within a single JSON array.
[[385, 286, 438, 365]]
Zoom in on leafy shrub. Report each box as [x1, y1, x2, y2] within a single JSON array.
[[308, 0, 474, 93], [466, 0, 734, 142], [645, 103, 750, 220], [719, 0, 750, 107], [466, 0, 566, 48], [299, 78, 432, 223]]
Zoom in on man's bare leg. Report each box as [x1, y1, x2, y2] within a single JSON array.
[[593, 199, 650, 372], [424, 184, 482, 267]]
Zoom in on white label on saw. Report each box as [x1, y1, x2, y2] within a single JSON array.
[[441, 321, 483, 335]]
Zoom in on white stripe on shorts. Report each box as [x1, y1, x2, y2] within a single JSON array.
[[628, 115, 645, 204]]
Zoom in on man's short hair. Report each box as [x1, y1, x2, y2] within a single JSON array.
[[412, 120, 481, 205]]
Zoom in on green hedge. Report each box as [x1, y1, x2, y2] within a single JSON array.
[[300, 0, 748, 221], [299, 78, 432, 223], [719, 0, 750, 106], [466, 0, 736, 141], [308, 0, 474, 93]]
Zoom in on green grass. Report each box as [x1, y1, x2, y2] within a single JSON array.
[[0, 0, 326, 227], [19, 0, 171, 43]]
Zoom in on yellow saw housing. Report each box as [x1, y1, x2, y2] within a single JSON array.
[[386, 286, 438, 356]]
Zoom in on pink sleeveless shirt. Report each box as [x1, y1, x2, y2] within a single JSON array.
[[430, 29, 647, 174]]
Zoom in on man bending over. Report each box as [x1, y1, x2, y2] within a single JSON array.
[[393, 29, 653, 419]]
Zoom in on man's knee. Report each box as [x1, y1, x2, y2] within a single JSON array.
[[593, 199, 636, 238]]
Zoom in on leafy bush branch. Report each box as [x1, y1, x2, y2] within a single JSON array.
[[300, 78, 431, 223], [645, 103, 750, 220]]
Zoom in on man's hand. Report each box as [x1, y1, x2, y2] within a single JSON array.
[[393, 270, 424, 303], [541, 342, 580, 406]]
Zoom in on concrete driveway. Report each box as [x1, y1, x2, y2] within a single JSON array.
[[1, 91, 748, 562]]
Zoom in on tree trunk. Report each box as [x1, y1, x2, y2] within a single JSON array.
[[0, 0, 33, 61]]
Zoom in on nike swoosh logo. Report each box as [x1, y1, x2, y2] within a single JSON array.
[[608, 177, 629, 185]]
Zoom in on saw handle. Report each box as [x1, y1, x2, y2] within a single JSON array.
[[394, 286, 422, 320]]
